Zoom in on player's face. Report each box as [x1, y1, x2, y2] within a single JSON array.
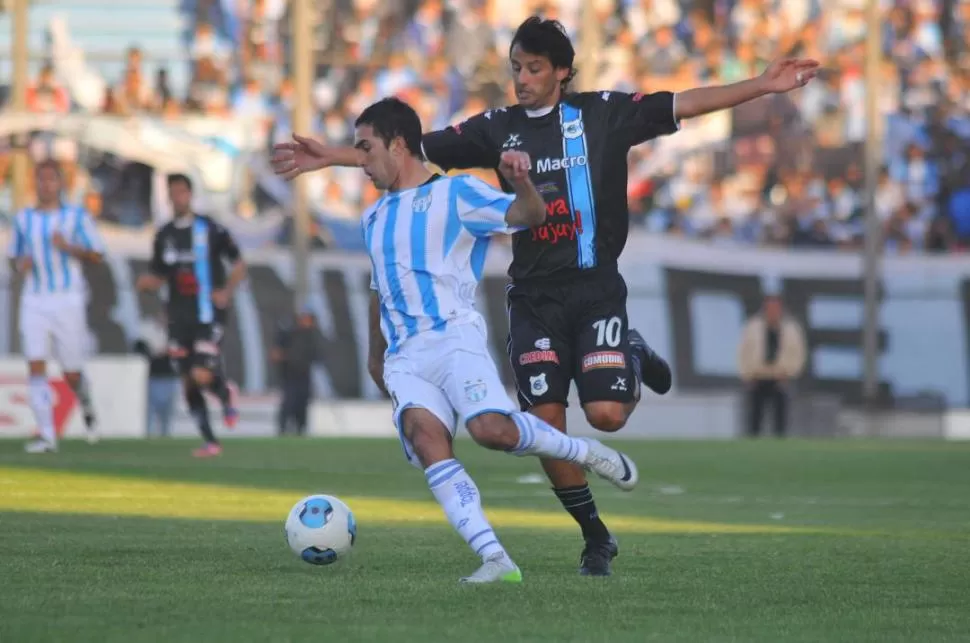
[[509, 45, 569, 109], [354, 125, 400, 191], [168, 181, 193, 216], [35, 167, 62, 206]]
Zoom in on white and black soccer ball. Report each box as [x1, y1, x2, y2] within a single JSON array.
[[284, 494, 357, 565]]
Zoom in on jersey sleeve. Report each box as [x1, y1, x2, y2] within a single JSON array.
[[602, 91, 681, 147], [453, 175, 521, 238], [73, 209, 105, 253], [6, 213, 25, 258], [149, 229, 167, 276], [213, 223, 242, 263], [421, 112, 501, 172]]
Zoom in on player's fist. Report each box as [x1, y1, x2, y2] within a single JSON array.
[[51, 232, 69, 251], [271, 134, 343, 181], [14, 256, 32, 273], [498, 151, 532, 184], [212, 288, 231, 309], [758, 58, 820, 93]]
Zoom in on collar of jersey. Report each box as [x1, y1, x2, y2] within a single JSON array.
[[173, 214, 196, 229], [524, 104, 556, 118]]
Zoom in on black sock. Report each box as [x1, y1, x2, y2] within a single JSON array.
[[208, 375, 231, 407], [186, 387, 217, 444], [554, 484, 611, 543]]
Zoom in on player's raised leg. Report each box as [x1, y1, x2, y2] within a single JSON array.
[[392, 374, 522, 584]]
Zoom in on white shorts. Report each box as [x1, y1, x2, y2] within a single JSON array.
[[383, 318, 516, 468], [19, 294, 90, 371]]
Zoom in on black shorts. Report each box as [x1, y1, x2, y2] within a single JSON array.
[[506, 269, 636, 410], [167, 321, 225, 374]]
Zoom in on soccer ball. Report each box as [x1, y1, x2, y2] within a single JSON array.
[[284, 494, 357, 565]]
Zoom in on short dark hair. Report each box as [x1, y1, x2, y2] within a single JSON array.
[[510, 17, 576, 90], [354, 97, 424, 158], [34, 159, 62, 177], [167, 173, 193, 191]]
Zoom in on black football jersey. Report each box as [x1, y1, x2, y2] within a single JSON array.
[[422, 91, 679, 282], [149, 214, 242, 325]]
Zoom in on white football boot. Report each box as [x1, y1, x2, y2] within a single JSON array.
[[459, 553, 523, 584], [579, 438, 638, 491], [24, 438, 57, 454]]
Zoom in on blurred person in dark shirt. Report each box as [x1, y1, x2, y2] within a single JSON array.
[[134, 312, 180, 438], [271, 306, 323, 436]]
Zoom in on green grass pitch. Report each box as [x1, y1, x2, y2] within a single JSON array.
[[1, 438, 969, 643]]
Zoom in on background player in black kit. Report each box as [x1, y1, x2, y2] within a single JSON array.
[[271, 17, 818, 575], [136, 174, 246, 458]]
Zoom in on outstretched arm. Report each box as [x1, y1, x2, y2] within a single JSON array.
[[674, 58, 819, 120], [271, 112, 498, 180]]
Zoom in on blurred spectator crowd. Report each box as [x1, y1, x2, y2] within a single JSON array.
[[2, 0, 970, 253]]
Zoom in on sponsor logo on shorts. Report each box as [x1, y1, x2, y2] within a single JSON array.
[[464, 379, 487, 403], [611, 376, 628, 392], [519, 350, 559, 366], [529, 373, 549, 396], [582, 351, 626, 372]]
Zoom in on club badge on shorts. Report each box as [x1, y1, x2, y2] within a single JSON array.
[[529, 373, 549, 396], [464, 379, 487, 403]]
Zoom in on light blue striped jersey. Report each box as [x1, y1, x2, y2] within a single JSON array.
[[362, 174, 522, 355], [6, 205, 104, 297]]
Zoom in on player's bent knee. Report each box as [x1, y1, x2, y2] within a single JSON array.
[[27, 361, 46, 377], [190, 367, 213, 388], [400, 407, 454, 468], [583, 402, 628, 433], [465, 412, 519, 451], [63, 372, 81, 387]]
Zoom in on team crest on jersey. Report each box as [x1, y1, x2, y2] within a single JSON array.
[[529, 373, 549, 396], [464, 379, 487, 403], [162, 241, 178, 265], [562, 118, 584, 140], [412, 193, 433, 213]]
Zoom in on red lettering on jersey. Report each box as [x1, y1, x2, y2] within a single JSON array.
[[545, 198, 569, 217], [175, 269, 199, 296]]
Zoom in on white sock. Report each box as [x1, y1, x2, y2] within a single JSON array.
[[28, 376, 56, 443], [425, 459, 507, 562], [508, 411, 589, 464]]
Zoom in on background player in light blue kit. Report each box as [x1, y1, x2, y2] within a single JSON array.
[[357, 97, 639, 584]]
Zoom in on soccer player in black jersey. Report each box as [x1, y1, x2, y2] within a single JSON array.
[[136, 174, 246, 457], [271, 17, 818, 575]]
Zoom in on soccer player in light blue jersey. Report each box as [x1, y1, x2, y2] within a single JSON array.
[[6, 160, 104, 452], [356, 98, 639, 584]]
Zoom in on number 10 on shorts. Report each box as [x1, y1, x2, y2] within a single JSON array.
[[592, 316, 623, 348]]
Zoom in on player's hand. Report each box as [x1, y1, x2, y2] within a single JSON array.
[[271, 134, 335, 181], [212, 288, 231, 309], [14, 256, 32, 273], [758, 58, 820, 93], [51, 232, 70, 251], [136, 274, 160, 292], [498, 150, 532, 185]]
